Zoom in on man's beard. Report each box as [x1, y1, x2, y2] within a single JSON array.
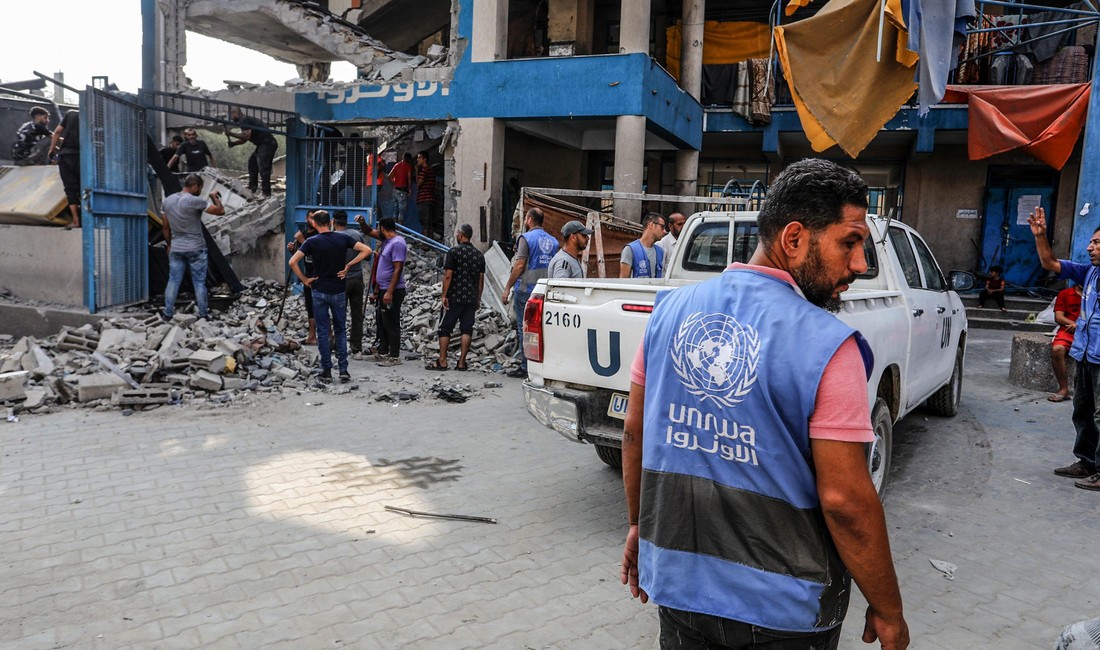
[[791, 240, 854, 313]]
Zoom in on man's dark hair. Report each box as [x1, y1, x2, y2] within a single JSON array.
[[30, 107, 48, 118], [526, 208, 544, 226], [379, 217, 397, 232], [171, 135, 184, 144], [402, 152, 414, 163], [642, 212, 665, 228], [310, 210, 331, 226], [333, 210, 348, 224], [183, 174, 203, 189], [757, 159, 868, 246], [459, 223, 473, 239], [989, 265, 1003, 274]]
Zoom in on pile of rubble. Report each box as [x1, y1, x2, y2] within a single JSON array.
[[0, 243, 522, 417]]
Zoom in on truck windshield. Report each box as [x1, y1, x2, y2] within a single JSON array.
[[682, 220, 878, 278]]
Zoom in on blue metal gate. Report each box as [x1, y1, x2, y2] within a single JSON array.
[[80, 88, 149, 312]]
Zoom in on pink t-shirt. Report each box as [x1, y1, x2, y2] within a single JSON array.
[[629, 264, 873, 443]]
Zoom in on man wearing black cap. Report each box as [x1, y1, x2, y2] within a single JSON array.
[[429, 224, 485, 370], [549, 220, 592, 279]]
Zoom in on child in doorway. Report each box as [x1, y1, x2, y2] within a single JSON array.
[[979, 265, 1007, 311]]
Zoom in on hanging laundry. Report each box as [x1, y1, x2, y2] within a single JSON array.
[[749, 59, 776, 124], [907, 0, 977, 115], [1017, 3, 1086, 63], [942, 83, 1091, 170], [774, 0, 917, 157], [1032, 45, 1090, 84]]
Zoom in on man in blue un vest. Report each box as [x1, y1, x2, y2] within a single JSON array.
[[621, 159, 908, 649], [620, 212, 667, 278], [1030, 206, 1100, 492], [503, 207, 559, 378]]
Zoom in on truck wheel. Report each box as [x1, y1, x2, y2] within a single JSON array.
[[868, 398, 892, 500], [595, 444, 622, 469], [925, 349, 963, 417]]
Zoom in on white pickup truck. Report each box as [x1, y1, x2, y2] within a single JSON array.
[[522, 212, 968, 494]]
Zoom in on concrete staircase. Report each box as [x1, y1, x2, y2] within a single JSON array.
[[960, 293, 1057, 333]]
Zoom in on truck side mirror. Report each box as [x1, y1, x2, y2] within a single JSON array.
[[949, 271, 976, 292]]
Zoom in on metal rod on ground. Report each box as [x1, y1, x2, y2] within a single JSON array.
[[384, 505, 497, 524]]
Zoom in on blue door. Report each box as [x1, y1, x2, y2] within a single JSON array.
[[80, 88, 148, 312], [981, 185, 1055, 288]]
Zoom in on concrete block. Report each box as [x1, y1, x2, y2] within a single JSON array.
[[0, 353, 23, 373], [57, 329, 99, 352], [96, 328, 145, 352], [273, 366, 297, 381], [77, 373, 130, 403], [222, 377, 249, 390], [27, 344, 55, 377], [1009, 332, 1074, 393], [190, 370, 223, 392], [189, 350, 229, 373], [112, 388, 173, 406], [0, 371, 29, 401], [157, 326, 186, 358], [20, 387, 48, 410], [163, 373, 190, 386]]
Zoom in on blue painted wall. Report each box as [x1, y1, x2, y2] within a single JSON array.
[[1070, 51, 1100, 265], [294, 0, 702, 149]]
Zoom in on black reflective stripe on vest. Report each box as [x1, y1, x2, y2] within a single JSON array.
[[639, 469, 842, 583]]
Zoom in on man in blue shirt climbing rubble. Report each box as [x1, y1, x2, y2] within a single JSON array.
[[1031, 205, 1100, 492], [621, 158, 908, 649]]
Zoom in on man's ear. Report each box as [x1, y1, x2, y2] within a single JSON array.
[[779, 221, 807, 258]]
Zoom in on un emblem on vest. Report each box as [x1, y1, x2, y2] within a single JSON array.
[[671, 312, 760, 408]]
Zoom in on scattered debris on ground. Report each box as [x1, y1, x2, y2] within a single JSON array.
[[0, 243, 521, 417]]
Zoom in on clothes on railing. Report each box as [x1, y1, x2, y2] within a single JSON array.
[[701, 59, 774, 124], [664, 21, 771, 81], [1032, 45, 1090, 84]]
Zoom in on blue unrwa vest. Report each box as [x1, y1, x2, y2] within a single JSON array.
[[638, 267, 872, 632], [628, 240, 664, 278], [515, 228, 559, 293]]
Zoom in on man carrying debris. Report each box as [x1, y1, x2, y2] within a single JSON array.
[[47, 110, 81, 229], [430, 224, 485, 371], [11, 106, 52, 166], [161, 174, 226, 321], [548, 220, 592, 279], [289, 210, 372, 383], [333, 211, 369, 359], [172, 128, 217, 172], [502, 208, 559, 378], [225, 107, 277, 198]]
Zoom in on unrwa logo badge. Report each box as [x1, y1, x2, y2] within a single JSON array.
[[671, 312, 760, 408]]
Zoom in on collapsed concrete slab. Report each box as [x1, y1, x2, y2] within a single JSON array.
[[77, 373, 131, 403]]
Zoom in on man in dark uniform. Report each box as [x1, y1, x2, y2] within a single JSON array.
[[12, 106, 52, 165], [47, 110, 81, 229], [159, 135, 183, 174], [226, 107, 277, 197]]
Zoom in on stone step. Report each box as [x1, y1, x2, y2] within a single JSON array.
[[966, 306, 1041, 321], [959, 294, 1053, 311]]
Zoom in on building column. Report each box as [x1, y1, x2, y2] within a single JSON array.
[[614, 0, 651, 221], [1070, 32, 1100, 264], [451, 118, 505, 250], [614, 115, 647, 221], [674, 0, 704, 212], [471, 0, 508, 62]]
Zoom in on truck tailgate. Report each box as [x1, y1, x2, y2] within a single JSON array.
[[538, 279, 670, 392]]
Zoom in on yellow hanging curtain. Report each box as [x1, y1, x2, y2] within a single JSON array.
[[665, 21, 773, 80]]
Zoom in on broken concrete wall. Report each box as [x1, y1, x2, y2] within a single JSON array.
[[0, 225, 84, 307]]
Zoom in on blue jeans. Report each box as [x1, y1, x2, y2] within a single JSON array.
[[312, 289, 348, 373], [393, 188, 408, 221], [513, 289, 531, 371], [164, 249, 209, 318]]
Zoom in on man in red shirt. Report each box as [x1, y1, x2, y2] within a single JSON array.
[[1050, 282, 1084, 402], [388, 152, 414, 222]]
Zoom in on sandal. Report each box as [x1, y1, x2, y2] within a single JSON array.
[[426, 360, 449, 370], [455, 362, 468, 371], [1048, 393, 1071, 402]]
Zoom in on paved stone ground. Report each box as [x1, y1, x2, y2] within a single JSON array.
[[0, 330, 1096, 649]]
